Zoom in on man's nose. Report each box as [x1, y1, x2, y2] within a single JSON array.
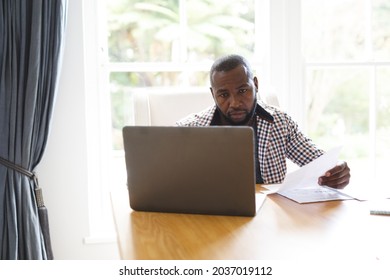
[[229, 95, 241, 108]]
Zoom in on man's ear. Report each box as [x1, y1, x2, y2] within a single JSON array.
[[209, 87, 214, 97], [253, 76, 259, 92], [210, 87, 217, 103]]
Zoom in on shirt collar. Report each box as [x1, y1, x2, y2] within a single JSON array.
[[255, 103, 274, 123]]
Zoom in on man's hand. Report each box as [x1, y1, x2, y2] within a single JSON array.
[[318, 161, 351, 189]]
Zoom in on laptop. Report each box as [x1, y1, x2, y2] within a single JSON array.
[[122, 126, 266, 217]]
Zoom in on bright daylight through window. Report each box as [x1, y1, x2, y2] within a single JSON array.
[[106, 0, 258, 149], [302, 0, 390, 189], [104, 0, 390, 192]]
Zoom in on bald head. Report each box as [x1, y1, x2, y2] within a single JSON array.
[[210, 54, 254, 86]]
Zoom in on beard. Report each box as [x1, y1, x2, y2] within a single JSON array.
[[218, 98, 257, 126]]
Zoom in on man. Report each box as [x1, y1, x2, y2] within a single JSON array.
[[176, 54, 350, 189]]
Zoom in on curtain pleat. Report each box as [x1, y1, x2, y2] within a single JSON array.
[[0, 0, 68, 260]]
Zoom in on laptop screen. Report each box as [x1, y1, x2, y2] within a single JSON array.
[[122, 126, 257, 216]]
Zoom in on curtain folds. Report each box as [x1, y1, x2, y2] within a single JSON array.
[[0, 0, 68, 260]]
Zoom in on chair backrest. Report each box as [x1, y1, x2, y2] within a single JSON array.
[[133, 89, 279, 126], [133, 91, 214, 126]]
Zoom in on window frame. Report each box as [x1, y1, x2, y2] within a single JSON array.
[[301, 0, 390, 187]]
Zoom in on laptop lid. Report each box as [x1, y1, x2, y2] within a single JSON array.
[[122, 126, 258, 216]]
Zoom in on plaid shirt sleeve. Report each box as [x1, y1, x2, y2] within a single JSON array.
[[258, 104, 324, 184]]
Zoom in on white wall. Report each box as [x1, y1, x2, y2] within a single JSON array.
[[37, 0, 119, 260]]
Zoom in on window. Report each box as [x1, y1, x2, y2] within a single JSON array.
[[103, 0, 389, 193], [301, 0, 390, 190], [105, 0, 266, 150]]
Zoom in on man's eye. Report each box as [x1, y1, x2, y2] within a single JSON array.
[[219, 93, 228, 98], [239, 89, 248, 94]]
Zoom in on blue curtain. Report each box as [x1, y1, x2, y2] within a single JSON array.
[[0, 0, 68, 260]]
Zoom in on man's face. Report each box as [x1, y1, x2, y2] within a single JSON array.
[[210, 65, 258, 125]]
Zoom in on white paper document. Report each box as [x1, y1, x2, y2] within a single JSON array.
[[263, 146, 354, 203]]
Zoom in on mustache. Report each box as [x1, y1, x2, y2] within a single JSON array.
[[227, 108, 249, 114]]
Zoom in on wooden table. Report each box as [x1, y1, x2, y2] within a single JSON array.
[[110, 185, 390, 260]]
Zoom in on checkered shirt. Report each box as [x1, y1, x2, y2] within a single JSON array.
[[176, 102, 324, 184]]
